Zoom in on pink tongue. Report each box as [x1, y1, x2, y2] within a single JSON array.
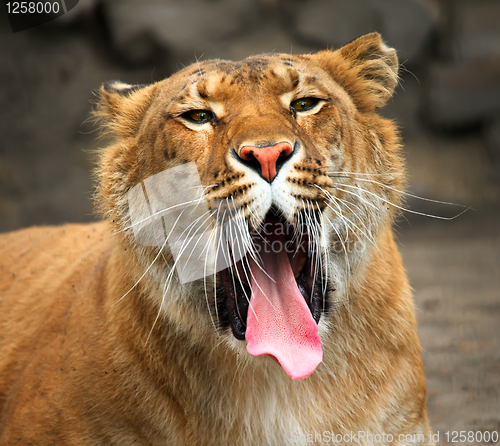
[[245, 224, 322, 380]]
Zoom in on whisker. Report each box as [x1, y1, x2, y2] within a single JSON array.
[[146, 267, 171, 345], [331, 174, 468, 211], [243, 232, 276, 284], [223, 215, 252, 321], [112, 236, 169, 307], [338, 183, 471, 220], [297, 52, 314, 73], [313, 202, 329, 299], [210, 211, 228, 327], [194, 53, 206, 81], [118, 184, 216, 235], [144, 211, 215, 344], [209, 333, 228, 356], [329, 195, 378, 249], [203, 200, 229, 330], [334, 185, 380, 213], [326, 170, 400, 177], [315, 185, 377, 247], [326, 199, 377, 250], [324, 214, 351, 280], [175, 210, 216, 273], [226, 200, 275, 308], [305, 200, 320, 297]]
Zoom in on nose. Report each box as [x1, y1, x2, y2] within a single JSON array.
[[239, 142, 294, 183]]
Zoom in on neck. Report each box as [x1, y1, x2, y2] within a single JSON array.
[[100, 225, 423, 444]]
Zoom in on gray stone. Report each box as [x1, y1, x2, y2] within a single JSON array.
[[419, 0, 500, 132], [447, 0, 500, 60], [374, 0, 435, 65], [484, 115, 500, 163], [56, 0, 100, 25], [292, 0, 381, 49], [103, 0, 259, 65], [423, 59, 500, 128], [292, 0, 435, 65]]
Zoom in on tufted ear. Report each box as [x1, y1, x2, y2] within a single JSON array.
[[96, 81, 155, 137], [315, 33, 399, 112]]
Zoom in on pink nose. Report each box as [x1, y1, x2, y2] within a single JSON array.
[[239, 142, 294, 183]]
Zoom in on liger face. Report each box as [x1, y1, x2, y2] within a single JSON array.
[[99, 37, 402, 379]]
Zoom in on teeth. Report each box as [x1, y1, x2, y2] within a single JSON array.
[[294, 256, 307, 278]]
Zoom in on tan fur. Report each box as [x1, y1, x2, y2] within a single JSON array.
[[0, 33, 432, 445]]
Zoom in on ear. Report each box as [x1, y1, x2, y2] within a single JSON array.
[[96, 81, 155, 137], [315, 33, 399, 112]]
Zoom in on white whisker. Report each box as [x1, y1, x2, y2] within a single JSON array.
[[330, 173, 468, 211], [112, 236, 169, 307], [117, 184, 215, 235], [339, 183, 470, 220]]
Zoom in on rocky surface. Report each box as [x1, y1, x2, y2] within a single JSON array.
[[0, 0, 499, 442], [291, 0, 435, 66], [422, 58, 500, 130], [103, 0, 259, 66], [421, 0, 500, 161]]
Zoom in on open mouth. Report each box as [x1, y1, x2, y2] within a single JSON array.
[[219, 210, 328, 379]]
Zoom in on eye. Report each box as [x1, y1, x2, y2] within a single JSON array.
[[181, 109, 215, 124], [290, 97, 320, 112]]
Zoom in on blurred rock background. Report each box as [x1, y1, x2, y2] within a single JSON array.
[[0, 0, 498, 441]]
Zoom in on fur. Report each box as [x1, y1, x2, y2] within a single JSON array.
[[0, 33, 431, 445]]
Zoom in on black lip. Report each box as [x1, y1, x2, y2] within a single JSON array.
[[296, 254, 324, 324], [218, 214, 328, 340], [220, 263, 249, 340]]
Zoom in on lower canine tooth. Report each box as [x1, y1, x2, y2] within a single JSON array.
[[294, 257, 306, 278]]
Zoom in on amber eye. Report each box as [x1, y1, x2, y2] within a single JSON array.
[[290, 97, 320, 112], [182, 110, 215, 124]]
